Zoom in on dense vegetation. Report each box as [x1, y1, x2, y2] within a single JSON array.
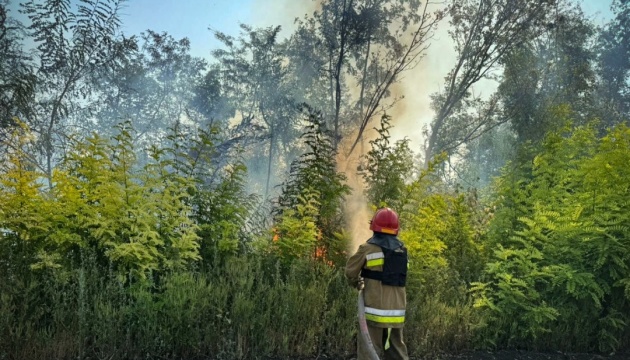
[[1, 0, 629, 359]]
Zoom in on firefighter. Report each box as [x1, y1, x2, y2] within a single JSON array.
[[345, 207, 409, 360]]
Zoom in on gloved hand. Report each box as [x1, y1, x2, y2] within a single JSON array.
[[357, 277, 365, 290]]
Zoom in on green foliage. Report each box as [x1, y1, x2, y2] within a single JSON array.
[[213, 24, 299, 197], [0, 121, 201, 281], [405, 294, 479, 356], [0, 7, 34, 132], [17, 0, 134, 186], [168, 123, 258, 263], [500, 6, 597, 143], [273, 189, 320, 263], [477, 122, 630, 352], [0, 255, 359, 360], [398, 155, 485, 300], [275, 106, 350, 265], [194, 161, 253, 258], [94, 29, 207, 149], [0, 121, 50, 274], [4, 1, 630, 357], [360, 114, 414, 210], [62, 122, 200, 278], [1, 249, 482, 360], [596, 0, 630, 123]]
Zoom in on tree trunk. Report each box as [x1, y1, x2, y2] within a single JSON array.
[[265, 132, 274, 198], [332, 0, 351, 150]]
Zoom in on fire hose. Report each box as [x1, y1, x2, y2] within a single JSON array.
[[357, 288, 381, 360]]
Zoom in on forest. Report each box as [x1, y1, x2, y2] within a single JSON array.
[[0, 0, 629, 359]]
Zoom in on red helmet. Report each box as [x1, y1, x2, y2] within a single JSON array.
[[369, 208, 399, 235]]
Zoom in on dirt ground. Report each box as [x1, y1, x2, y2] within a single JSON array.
[[417, 350, 630, 360]]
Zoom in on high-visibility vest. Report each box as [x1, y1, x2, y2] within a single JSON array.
[[361, 246, 408, 287]]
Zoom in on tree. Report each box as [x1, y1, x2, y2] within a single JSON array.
[[451, 4, 598, 188], [213, 24, 298, 198], [190, 66, 234, 128], [275, 106, 350, 265], [425, 0, 555, 163], [18, 0, 135, 187], [0, 120, 201, 280], [0, 120, 49, 275], [273, 189, 321, 264], [359, 114, 414, 210], [57, 122, 200, 279], [288, 0, 443, 153], [501, 4, 596, 143], [396, 154, 484, 298], [0, 1, 34, 143], [476, 122, 630, 352], [93, 30, 206, 155], [168, 124, 258, 264], [595, 0, 630, 126]]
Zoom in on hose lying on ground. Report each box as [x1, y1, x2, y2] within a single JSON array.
[[358, 289, 381, 360]]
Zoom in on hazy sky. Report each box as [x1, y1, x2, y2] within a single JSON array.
[[5, 0, 617, 146], [114, 0, 616, 146], [113, 0, 615, 60], [6, 0, 614, 59], [117, 0, 321, 59]]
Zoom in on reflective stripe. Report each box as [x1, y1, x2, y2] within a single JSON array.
[[366, 258, 384, 267], [366, 252, 384, 267], [384, 328, 392, 350], [366, 252, 384, 260], [365, 307, 406, 323], [365, 314, 405, 323], [365, 307, 406, 316]]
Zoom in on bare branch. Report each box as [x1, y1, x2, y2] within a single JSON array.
[[425, 0, 555, 163]]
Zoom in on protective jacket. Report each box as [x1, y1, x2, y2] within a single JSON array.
[[345, 233, 408, 328]]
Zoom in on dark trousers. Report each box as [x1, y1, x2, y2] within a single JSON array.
[[357, 325, 409, 360]]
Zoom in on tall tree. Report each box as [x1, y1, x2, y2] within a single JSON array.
[[359, 114, 414, 210], [275, 106, 350, 265], [0, 1, 34, 144], [595, 0, 630, 126], [477, 123, 630, 352], [288, 0, 443, 153], [93, 30, 206, 150], [19, 0, 135, 187], [452, 3, 597, 188], [213, 24, 298, 198], [500, 4, 596, 143], [424, 0, 555, 163]]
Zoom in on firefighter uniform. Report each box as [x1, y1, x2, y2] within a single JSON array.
[[346, 234, 410, 360]]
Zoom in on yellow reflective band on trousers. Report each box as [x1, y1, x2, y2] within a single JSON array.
[[364, 307, 406, 324], [365, 314, 405, 323]]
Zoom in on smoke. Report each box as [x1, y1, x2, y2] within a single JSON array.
[[336, 131, 376, 254], [250, 0, 321, 35], [248, 1, 455, 254], [344, 187, 373, 254], [332, 3, 455, 255], [334, 5, 455, 254], [387, 8, 456, 154], [249, 0, 379, 254]]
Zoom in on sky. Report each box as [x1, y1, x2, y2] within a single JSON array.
[[118, 0, 314, 59], [6, 0, 614, 62], [112, 0, 614, 59], [5, 0, 617, 146], [114, 0, 615, 146]]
